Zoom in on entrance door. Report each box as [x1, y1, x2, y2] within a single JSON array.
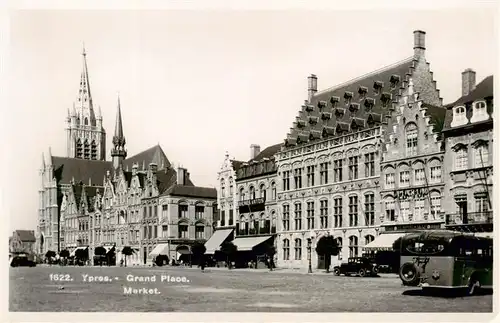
[[143, 247, 147, 265], [317, 255, 326, 269]]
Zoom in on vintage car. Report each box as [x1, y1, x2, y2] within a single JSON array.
[[333, 257, 379, 277], [10, 254, 36, 267]]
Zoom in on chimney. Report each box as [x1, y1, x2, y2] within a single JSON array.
[[250, 144, 261, 159], [461, 68, 476, 97], [413, 30, 426, 59], [177, 167, 185, 185], [308, 74, 318, 102]]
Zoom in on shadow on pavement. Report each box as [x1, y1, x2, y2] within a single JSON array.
[[402, 288, 493, 298]]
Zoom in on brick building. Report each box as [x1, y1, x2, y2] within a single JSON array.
[[274, 30, 444, 270], [9, 230, 36, 254]]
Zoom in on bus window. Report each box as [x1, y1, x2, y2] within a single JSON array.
[[405, 241, 446, 255]]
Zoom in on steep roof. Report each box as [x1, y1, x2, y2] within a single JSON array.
[[249, 143, 282, 162], [230, 160, 244, 172], [422, 103, 447, 133], [51, 157, 112, 186], [285, 57, 415, 147], [123, 144, 171, 171], [15, 230, 36, 242], [73, 184, 101, 212], [163, 185, 217, 199], [442, 75, 494, 131]]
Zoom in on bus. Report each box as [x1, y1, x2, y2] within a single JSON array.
[[397, 230, 493, 295]]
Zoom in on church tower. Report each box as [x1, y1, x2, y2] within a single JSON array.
[[66, 46, 106, 160], [111, 96, 127, 171]]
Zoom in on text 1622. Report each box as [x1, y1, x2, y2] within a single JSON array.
[[49, 274, 72, 282]]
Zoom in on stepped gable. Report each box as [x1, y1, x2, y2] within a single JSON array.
[[442, 75, 494, 131], [422, 103, 447, 133], [51, 156, 112, 186], [72, 183, 100, 212], [285, 57, 416, 147], [163, 184, 217, 199], [123, 144, 171, 171]]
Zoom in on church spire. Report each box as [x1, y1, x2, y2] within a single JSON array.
[[111, 95, 126, 171]]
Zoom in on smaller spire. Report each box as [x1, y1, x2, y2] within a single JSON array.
[[72, 102, 76, 116], [41, 152, 46, 168], [97, 105, 102, 118], [47, 147, 52, 166], [82, 42, 86, 56]]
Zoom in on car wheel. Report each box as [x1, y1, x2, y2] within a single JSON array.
[[358, 269, 366, 277], [333, 268, 340, 276], [372, 266, 379, 275], [467, 279, 480, 296]]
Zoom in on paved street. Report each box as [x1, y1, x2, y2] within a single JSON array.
[[10, 266, 492, 312]]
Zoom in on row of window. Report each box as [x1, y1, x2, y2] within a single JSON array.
[[75, 139, 98, 160], [451, 101, 489, 127], [384, 166, 442, 189], [282, 235, 372, 260], [238, 183, 277, 201], [384, 195, 441, 221], [454, 145, 490, 171], [282, 194, 376, 230], [282, 153, 376, 191]]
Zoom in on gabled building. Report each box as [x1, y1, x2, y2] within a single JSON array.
[[9, 230, 36, 254], [442, 71, 493, 236], [38, 47, 218, 265], [275, 30, 443, 269]]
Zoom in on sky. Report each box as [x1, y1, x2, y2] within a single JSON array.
[[4, 7, 496, 231]]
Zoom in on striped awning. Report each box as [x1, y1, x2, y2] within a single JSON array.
[[363, 233, 407, 251], [70, 246, 88, 257], [204, 229, 234, 254], [232, 235, 273, 251]]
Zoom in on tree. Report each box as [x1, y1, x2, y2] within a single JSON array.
[[315, 235, 340, 273], [392, 237, 403, 252], [45, 250, 56, 264], [191, 241, 207, 268], [121, 246, 134, 267], [59, 249, 70, 266], [219, 241, 237, 269], [75, 248, 89, 265]]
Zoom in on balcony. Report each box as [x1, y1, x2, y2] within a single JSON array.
[[236, 226, 276, 237], [446, 212, 493, 226], [238, 197, 266, 214]]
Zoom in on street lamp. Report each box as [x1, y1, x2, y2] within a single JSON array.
[[307, 238, 312, 274]]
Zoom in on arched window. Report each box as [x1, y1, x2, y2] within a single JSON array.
[[294, 238, 302, 260], [83, 139, 90, 159], [76, 139, 83, 158], [249, 186, 256, 200], [229, 177, 234, 195], [471, 101, 488, 123], [430, 191, 442, 219], [259, 183, 266, 200], [405, 123, 418, 157], [336, 237, 343, 260], [282, 204, 290, 231], [283, 239, 290, 260], [271, 210, 277, 233], [451, 106, 467, 127], [220, 179, 225, 198], [84, 117, 88, 125], [91, 140, 97, 160], [474, 145, 489, 168], [349, 235, 359, 257], [365, 235, 375, 245], [271, 182, 277, 200], [348, 195, 358, 227], [239, 187, 245, 201], [239, 215, 246, 231], [294, 202, 302, 230], [455, 148, 468, 171]]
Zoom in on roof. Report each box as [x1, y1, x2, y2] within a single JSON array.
[[163, 184, 217, 199], [249, 143, 282, 162], [230, 160, 244, 172], [442, 75, 494, 131], [51, 157, 112, 186], [422, 103, 447, 133], [73, 183, 101, 212], [123, 144, 171, 170], [284, 57, 416, 147], [15, 230, 36, 242]]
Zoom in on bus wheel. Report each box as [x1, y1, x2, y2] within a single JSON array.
[[399, 262, 419, 286], [467, 280, 480, 296]]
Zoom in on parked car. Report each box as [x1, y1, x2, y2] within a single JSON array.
[[333, 257, 378, 277], [10, 254, 36, 267]]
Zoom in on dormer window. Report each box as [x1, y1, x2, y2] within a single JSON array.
[[358, 86, 368, 100], [451, 105, 467, 127], [380, 92, 392, 107], [373, 81, 384, 95], [305, 104, 314, 112], [330, 96, 340, 107], [471, 100, 488, 123], [349, 103, 360, 112], [344, 91, 353, 104], [364, 97, 375, 110], [390, 75, 401, 89], [308, 116, 319, 124], [317, 101, 327, 110]]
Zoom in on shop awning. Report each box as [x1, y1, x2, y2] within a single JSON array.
[[149, 243, 169, 257], [103, 246, 115, 253], [363, 233, 407, 251], [204, 229, 234, 254], [70, 246, 88, 257], [232, 235, 273, 251]]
